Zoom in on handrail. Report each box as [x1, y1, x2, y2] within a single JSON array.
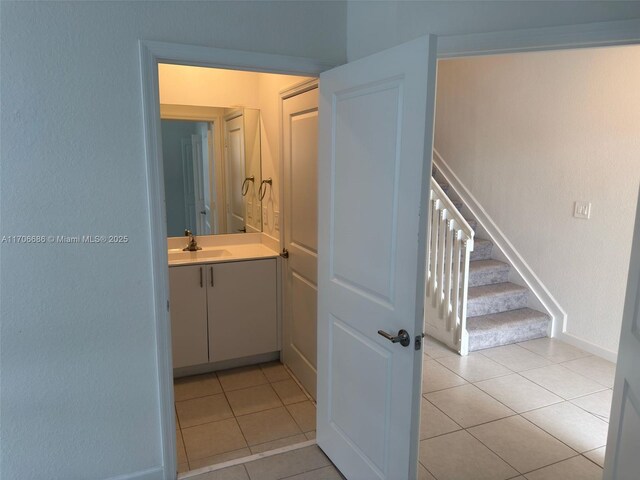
[[425, 176, 474, 355], [431, 179, 475, 239]]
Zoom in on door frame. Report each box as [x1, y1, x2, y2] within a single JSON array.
[[139, 40, 330, 479], [278, 77, 320, 242], [278, 78, 320, 399], [139, 22, 640, 477]]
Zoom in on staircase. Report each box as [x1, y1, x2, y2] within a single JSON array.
[[425, 165, 550, 354]]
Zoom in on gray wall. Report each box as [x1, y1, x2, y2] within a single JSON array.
[[0, 1, 346, 478], [346, 1, 640, 60], [161, 120, 204, 238]]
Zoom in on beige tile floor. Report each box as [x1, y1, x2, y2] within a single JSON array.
[[420, 336, 615, 479], [188, 445, 345, 480], [175, 362, 317, 473], [177, 337, 615, 479]]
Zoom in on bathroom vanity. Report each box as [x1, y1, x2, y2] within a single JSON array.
[[167, 234, 279, 374]]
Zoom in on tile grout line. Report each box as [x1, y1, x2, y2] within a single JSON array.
[[466, 414, 582, 475], [178, 365, 277, 470], [512, 369, 610, 403], [281, 362, 317, 406], [176, 405, 190, 472], [276, 463, 338, 480], [418, 460, 440, 480], [219, 367, 274, 458], [179, 363, 312, 474], [582, 450, 605, 469], [518, 453, 597, 476], [423, 349, 585, 475], [422, 339, 608, 477], [424, 380, 518, 418], [420, 395, 464, 433]]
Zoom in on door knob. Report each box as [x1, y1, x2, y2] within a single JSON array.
[[377, 329, 411, 347]]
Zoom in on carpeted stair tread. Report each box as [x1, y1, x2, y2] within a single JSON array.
[[470, 238, 492, 261], [467, 282, 529, 317], [467, 308, 550, 351], [468, 259, 510, 287]]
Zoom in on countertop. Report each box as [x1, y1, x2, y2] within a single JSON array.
[[168, 242, 279, 266]]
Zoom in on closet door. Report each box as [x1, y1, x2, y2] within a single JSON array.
[[282, 84, 319, 399]]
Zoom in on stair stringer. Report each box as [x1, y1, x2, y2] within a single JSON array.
[[432, 149, 567, 339]]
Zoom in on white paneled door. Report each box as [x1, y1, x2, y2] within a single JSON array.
[[282, 84, 320, 399], [224, 114, 247, 233], [604, 189, 640, 480], [317, 35, 438, 479]]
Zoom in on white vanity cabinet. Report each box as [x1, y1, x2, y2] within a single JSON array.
[[169, 258, 278, 369], [169, 265, 209, 369]]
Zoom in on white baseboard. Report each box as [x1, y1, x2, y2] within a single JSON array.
[[432, 149, 568, 338], [173, 351, 280, 378], [106, 467, 164, 480], [557, 332, 618, 363]]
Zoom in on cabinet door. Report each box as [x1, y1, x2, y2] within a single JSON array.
[[169, 265, 209, 369], [208, 259, 278, 362]]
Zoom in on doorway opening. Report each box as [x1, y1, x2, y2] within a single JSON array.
[[419, 44, 640, 479], [156, 63, 325, 476]]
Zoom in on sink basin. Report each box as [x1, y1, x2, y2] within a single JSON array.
[[168, 248, 232, 263]]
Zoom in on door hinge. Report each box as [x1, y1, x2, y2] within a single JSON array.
[[280, 248, 289, 259], [167, 300, 170, 312], [415, 333, 425, 351]]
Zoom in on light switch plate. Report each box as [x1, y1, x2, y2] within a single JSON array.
[[274, 211, 280, 231], [574, 201, 591, 219]]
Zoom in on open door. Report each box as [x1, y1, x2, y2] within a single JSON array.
[[604, 188, 640, 480], [317, 35, 438, 479]]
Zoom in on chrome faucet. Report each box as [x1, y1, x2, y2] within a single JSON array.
[[183, 229, 202, 251]]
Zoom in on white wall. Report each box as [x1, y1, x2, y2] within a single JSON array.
[[159, 64, 261, 108], [434, 46, 640, 356], [0, 1, 346, 479], [346, 1, 640, 60]]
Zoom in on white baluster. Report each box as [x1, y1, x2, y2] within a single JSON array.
[[426, 178, 475, 355], [452, 233, 462, 337], [457, 237, 472, 355], [430, 200, 440, 307], [436, 209, 447, 316], [444, 219, 454, 331]]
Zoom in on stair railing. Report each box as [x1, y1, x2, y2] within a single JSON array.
[[425, 178, 474, 355]]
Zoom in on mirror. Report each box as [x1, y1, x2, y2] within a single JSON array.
[[161, 107, 263, 236]]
